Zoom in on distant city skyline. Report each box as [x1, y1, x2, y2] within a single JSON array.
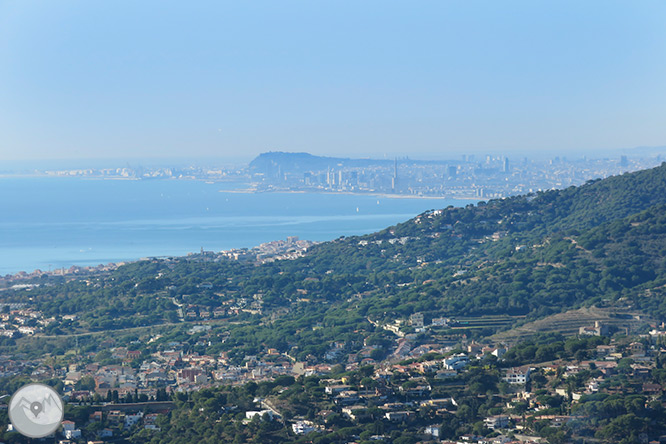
[[1, 1, 666, 161]]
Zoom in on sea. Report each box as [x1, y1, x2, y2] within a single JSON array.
[[0, 177, 470, 276]]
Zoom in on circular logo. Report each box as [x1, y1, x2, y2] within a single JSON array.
[[8, 383, 64, 438]]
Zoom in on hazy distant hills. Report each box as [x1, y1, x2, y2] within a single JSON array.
[[249, 152, 392, 175], [248, 151, 457, 176]]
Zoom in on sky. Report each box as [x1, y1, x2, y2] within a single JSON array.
[[1, 1, 666, 163]]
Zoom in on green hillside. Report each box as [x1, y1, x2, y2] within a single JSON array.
[[3, 163, 666, 360]]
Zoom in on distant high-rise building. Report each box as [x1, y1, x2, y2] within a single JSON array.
[[502, 157, 510, 173], [620, 155, 628, 167], [350, 171, 358, 186], [447, 165, 457, 177]]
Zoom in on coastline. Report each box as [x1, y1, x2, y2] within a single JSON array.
[[222, 186, 480, 201], [0, 176, 468, 278], [0, 174, 479, 201]]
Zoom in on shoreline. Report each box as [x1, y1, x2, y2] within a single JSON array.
[[220, 187, 480, 201], [0, 178, 473, 279], [0, 174, 480, 201]]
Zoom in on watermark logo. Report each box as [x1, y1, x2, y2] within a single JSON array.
[[8, 383, 64, 438]]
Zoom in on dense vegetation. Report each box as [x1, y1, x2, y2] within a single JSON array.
[[4, 163, 666, 360]]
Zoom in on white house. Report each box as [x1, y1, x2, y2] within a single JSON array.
[[124, 412, 144, 428], [425, 425, 441, 438], [245, 410, 275, 420], [503, 367, 532, 385], [64, 428, 82, 439], [484, 415, 509, 430], [292, 421, 316, 435], [443, 353, 469, 370]]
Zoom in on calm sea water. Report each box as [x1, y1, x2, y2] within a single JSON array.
[[0, 177, 468, 275]]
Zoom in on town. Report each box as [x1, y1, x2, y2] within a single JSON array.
[[1, 293, 665, 443]]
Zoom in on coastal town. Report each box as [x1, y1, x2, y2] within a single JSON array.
[[0, 236, 317, 287]]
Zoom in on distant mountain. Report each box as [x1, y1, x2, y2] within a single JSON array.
[[248, 151, 394, 176], [247, 151, 465, 177]]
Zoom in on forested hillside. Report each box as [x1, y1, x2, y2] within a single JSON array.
[[3, 163, 666, 360]]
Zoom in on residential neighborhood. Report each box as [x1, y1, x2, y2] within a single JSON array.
[[2, 313, 666, 443]]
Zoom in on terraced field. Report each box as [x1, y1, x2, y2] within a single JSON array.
[[490, 306, 653, 344], [450, 315, 524, 330]]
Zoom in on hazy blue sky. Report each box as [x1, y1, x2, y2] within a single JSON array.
[[1, 1, 665, 162]]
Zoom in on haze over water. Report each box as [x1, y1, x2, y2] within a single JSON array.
[[0, 177, 465, 276]]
